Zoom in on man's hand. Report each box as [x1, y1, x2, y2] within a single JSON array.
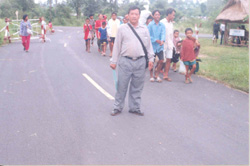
[[160, 41, 164, 46], [110, 64, 116, 70], [148, 61, 153, 71], [156, 40, 161, 44]]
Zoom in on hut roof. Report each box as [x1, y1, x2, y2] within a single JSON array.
[[216, 0, 249, 23]]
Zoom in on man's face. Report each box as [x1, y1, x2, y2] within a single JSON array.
[[128, 9, 140, 25], [174, 31, 179, 38], [112, 14, 117, 20], [123, 18, 128, 23], [125, 14, 129, 20], [98, 14, 103, 20], [186, 30, 193, 38], [86, 19, 90, 24], [90, 16, 93, 19], [153, 11, 161, 22], [168, 11, 175, 21], [25, 16, 28, 21]]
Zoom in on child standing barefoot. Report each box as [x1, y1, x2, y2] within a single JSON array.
[[84, 18, 92, 53], [98, 22, 108, 56], [180, 28, 200, 84]]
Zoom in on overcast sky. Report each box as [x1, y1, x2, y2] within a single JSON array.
[[34, 0, 207, 4]]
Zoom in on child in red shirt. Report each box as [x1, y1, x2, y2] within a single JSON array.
[[181, 28, 200, 84], [84, 18, 92, 53]]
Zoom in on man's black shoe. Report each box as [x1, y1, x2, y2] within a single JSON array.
[[129, 110, 144, 116], [111, 109, 121, 116]]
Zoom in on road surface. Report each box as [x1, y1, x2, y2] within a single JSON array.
[[0, 27, 248, 165]]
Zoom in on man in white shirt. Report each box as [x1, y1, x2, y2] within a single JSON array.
[[220, 22, 225, 45], [160, 8, 176, 81], [107, 12, 120, 57]]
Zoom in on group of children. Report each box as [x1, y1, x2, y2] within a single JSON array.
[[84, 18, 108, 55], [83, 13, 200, 84], [155, 28, 200, 84]]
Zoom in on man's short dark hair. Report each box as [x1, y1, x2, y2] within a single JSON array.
[[152, 10, 161, 16], [166, 8, 176, 16], [128, 6, 141, 14], [185, 28, 193, 33], [89, 14, 94, 17], [147, 15, 153, 20], [86, 18, 90, 20], [174, 30, 179, 33], [23, 14, 28, 20], [112, 12, 117, 16], [102, 21, 106, 26]]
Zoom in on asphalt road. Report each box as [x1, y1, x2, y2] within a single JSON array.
[[0, 26, 248, 165]]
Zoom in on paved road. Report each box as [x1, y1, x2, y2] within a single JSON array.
[[0, 27, 248, 165]]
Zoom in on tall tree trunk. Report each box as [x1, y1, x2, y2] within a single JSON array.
[[55, 0, 57, 16]]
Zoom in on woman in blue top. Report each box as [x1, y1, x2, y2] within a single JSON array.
[[20, 14, 32, 52], [98, 22, 108, 56]]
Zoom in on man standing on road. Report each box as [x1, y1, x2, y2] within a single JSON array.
[[107, 12, 120, 57], [148, 10, 166, 83], [110, 6, 154, 116], [161, 8, 176, 82]]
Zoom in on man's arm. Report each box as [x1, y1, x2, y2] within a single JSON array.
[[107, 19, 112, 37], [19, 22, 23, 37], [148, 23, 157, 44], [160, 24, 166, 45], [145, 27, 155, 63], [110, 26, 123, 69]]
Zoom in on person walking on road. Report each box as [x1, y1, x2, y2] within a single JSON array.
[[98, 22, 108, 56], [107, 12, 120, 57], [95, 14, 105, 53], [84, 18, 92, 53], [20, 14, 32, 52], [40, 17, 47, 42], [171, 30, 182, 72], [180, 28, 200, 84], [89, 14, 95, 46], [147, 10, 166, 83], [110, 6, 154, 116], [161, 8, 176, 82]]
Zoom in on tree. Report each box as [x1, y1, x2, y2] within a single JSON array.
[[118, 0, 146, 16], [68, 0, 84, 18]]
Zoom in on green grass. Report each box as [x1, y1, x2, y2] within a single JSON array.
[[197, 38, 249, 92], [0, 19, 5, 45], [174, 18, 213, 34]]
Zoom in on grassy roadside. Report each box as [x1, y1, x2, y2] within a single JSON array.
[[197, 38, 249, 93]]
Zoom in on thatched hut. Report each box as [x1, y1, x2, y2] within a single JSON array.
[[215, 0, 249, 44]]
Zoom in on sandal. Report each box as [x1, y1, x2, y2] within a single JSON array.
[[150, 77, 155, 82], [163, 77, 172, 82], [156, 77, 162, 83], [185, 79, 190, 84], [189, 77, 193, 83]]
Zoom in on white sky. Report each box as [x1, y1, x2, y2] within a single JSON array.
[[35, 0, 207, 4]]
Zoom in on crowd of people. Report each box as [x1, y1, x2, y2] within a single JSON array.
[[15, 6, 201, 116], [83, 7, 200, 85], [82, 6, 201, 116]]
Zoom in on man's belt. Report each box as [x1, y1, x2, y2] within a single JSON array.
[[124, 56, 144, 61]]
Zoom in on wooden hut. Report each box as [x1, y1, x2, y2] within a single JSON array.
[[215, 0, 249, 45]]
